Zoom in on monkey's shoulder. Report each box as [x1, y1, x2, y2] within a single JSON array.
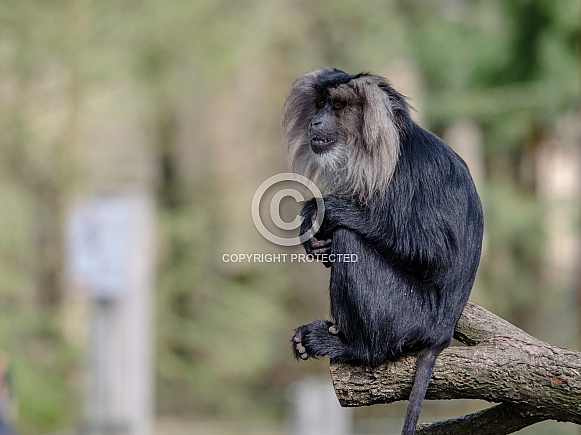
[[398, 124, 475, 184]]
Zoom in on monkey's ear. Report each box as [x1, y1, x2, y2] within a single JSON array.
[[355, 77, 397, 153]]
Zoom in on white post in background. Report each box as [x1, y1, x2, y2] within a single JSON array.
[[287, 377, 352, 435], [66, 192, 155, 435]]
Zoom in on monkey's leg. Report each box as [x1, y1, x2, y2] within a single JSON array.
[[292, 320, 352, 361]]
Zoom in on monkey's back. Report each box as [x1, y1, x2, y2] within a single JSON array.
[[327, 123, 483, 367]]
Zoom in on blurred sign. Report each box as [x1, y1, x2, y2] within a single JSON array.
[[67, 195, 133, 300]]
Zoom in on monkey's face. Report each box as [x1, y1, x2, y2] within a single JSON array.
[[308, 91, 358, 156], [309, 101, 338, 155], [282, 68, 410, 203]]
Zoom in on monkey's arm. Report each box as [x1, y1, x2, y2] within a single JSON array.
[[308, 195, 457, 279]]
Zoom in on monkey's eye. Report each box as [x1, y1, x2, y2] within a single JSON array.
[[332, 101, 345, 110], [316, 99, 325, 109]]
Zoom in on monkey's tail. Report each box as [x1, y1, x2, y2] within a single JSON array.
[[400, 347, 440, 435]]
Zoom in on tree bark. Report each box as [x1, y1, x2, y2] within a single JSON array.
[[330, 302, 581, 434]]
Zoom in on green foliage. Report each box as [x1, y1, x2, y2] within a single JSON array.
[[156, 198, 292, 417], [11, 341, 80, 434], [0, 288, 80, 434], [479, 182, 545, 311]]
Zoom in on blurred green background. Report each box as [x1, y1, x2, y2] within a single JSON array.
[[0, 0, 579, 434]]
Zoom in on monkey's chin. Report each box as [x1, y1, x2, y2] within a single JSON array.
[[310, 140, 335, 155]]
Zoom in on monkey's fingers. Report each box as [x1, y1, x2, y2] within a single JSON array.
[[311, 238, 332, 248], [311, 238, 332, 256]]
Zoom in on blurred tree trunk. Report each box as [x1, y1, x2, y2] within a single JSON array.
[[535, 112, 581, 347]]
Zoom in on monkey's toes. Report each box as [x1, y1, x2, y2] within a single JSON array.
[[292, 333, 309, 360], [328, 324, 340, 335]]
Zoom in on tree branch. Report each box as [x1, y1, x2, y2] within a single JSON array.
[[330, 302, 581, 434], [415, 403, 545, 435]]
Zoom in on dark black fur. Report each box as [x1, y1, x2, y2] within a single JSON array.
[[290, 70, 484, 434], [313, 69, 363, 94]]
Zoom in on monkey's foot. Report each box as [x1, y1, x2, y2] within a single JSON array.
[[292, 320, 348, 361], [328, 323, 340, 335]]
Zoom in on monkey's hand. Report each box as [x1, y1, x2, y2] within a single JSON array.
[[300, 198, 333, 267], [303, 234, 332, 268], [308, 236, 332, 255]]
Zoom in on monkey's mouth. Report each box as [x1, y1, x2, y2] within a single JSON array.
[[310, 136, 335, 154]]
